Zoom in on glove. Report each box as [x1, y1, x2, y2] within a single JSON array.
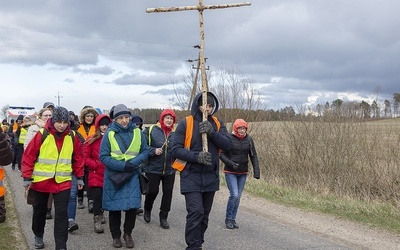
[[199, 121, 213, 136], [233, 163, 239, 169], [125, 161, 135, 173], [198, 151, 212, 165], [77, 179, 85, 187], [23, 180, 31, 187]]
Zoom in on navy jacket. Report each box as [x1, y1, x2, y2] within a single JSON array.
[[172, 92, 231, 193]]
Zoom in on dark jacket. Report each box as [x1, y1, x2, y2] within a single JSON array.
[[0, 133, 13, 165], [220, 134, 260, 178], [172, 92, 232, 193], [143, 124, 175, 175]]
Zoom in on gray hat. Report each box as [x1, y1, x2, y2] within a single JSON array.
[[52, 106, 69, 123], [43, 102, 55, 109], [113, 104, 131, 120]]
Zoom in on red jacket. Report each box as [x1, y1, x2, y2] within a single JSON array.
[[22, 119, 84, 193], [83, 114, 111, 188], [83, 135, 105, 188]]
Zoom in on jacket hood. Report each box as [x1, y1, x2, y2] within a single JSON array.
[[191, 92, 219, 118], [94, 114, 112, 129], [159, 109, 176, 124], [79, 107, 99, 124]]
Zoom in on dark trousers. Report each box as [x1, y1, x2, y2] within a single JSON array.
[[90, 187, 103, 216], [184, 191, 215, 250], [31, 189, 70, 250], [144, 173, 175, 219], [108, 209, 137, 239], [15, 143, 24, 170]]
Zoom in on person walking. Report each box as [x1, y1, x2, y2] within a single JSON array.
[[22, 106, 84, 250], [219, 118, 260, 229], [23, 107, 54, 219], [99, 104, 149, 248], [77, 106, 99, 210], [8, 115, 23, 170], [171, 92, 231, 250], [83, 114, 112, 233], [15, 116, 33, 171], [0, 128, 14, 223], [143, 109, 176, 229]]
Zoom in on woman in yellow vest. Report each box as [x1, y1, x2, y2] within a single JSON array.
[[99, 104, 149, 249], [0, 128, 14, 223], [22, 106, 85, 250]]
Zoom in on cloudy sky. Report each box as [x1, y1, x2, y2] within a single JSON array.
[[1, 0, 399, 115]]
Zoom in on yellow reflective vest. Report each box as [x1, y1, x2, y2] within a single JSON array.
[[108, 128, 141, 161], [32, 129, 74, 183], [19, 127, 28, 144]]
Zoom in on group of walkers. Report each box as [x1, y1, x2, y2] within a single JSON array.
[[0, 91, 260, 250]]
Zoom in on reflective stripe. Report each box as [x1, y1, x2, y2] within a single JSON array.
[[32, 171, 54, 177], [37, 159, 58, 164], [55, 172, 72, 177], [108, 129, 141, 162]]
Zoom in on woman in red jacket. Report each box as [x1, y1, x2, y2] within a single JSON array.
[[22, 106, 84, 250], [83, 114, 112, 233]]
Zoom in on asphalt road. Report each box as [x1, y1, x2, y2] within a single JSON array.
[[5, 165, 352, 250]]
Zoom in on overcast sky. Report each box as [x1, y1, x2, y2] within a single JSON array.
[[1, 0, 399, 115]]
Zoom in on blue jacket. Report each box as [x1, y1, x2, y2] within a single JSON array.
[[143, 124, 175, 175], [99, 120, 149, 211], [172, 92, 231, 193]]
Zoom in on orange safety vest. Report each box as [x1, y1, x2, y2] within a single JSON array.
[[0, 167, 4, 197], [77, 124, 96, 140], [172, 115, 220, 172]]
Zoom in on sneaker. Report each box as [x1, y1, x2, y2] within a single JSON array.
[[45, 209, 52, 220], [68, 219, 79, 232], [137, 208, 143, 215], [144, 210, 151, 223], [233, 220, 239, 229], [99, 213, 106, 224], [123, 233, 134, 248], [34, 236, 44, 249], [225, 219, 234, 229], [112, 238, 122, 248]]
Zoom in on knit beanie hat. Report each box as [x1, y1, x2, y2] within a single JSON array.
[[98, 117, 111, 126], [113, 104, 131, 120], [52, 106, 69, 123]]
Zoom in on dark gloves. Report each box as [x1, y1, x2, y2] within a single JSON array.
[[232, 163, 239, 169], [199, 121, 213, 136], [198, 151, 212, 165], [125, 161, 136, 173]]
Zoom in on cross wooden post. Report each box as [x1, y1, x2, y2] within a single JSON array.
[[147, 1, 251, 152]]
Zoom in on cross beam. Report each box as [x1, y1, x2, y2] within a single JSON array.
[[147, 1, 251, 151]]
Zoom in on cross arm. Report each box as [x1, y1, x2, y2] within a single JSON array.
[[146, 2, 251, 13]]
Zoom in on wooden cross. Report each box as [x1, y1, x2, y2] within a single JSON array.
[[147, 1, 251, 151]]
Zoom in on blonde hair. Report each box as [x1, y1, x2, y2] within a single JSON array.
[[38, 108, 52, 118]]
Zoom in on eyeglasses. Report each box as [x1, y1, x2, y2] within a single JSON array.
[[42, 114, 52, 117]]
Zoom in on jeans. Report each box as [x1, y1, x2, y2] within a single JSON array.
[[67, 175, 78, 220], [225, 173, 247, 221]]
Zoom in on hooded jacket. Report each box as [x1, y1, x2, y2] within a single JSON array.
[[171, 92, 231, 193], [99, 119, 149, 211], [77, 107, 99, 139], [143, 109, 176, 175], [83, 114, 112, 188], [22, 119, 84, 193]]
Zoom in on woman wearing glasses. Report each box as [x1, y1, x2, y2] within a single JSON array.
[[219, 118, 260, 230]]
